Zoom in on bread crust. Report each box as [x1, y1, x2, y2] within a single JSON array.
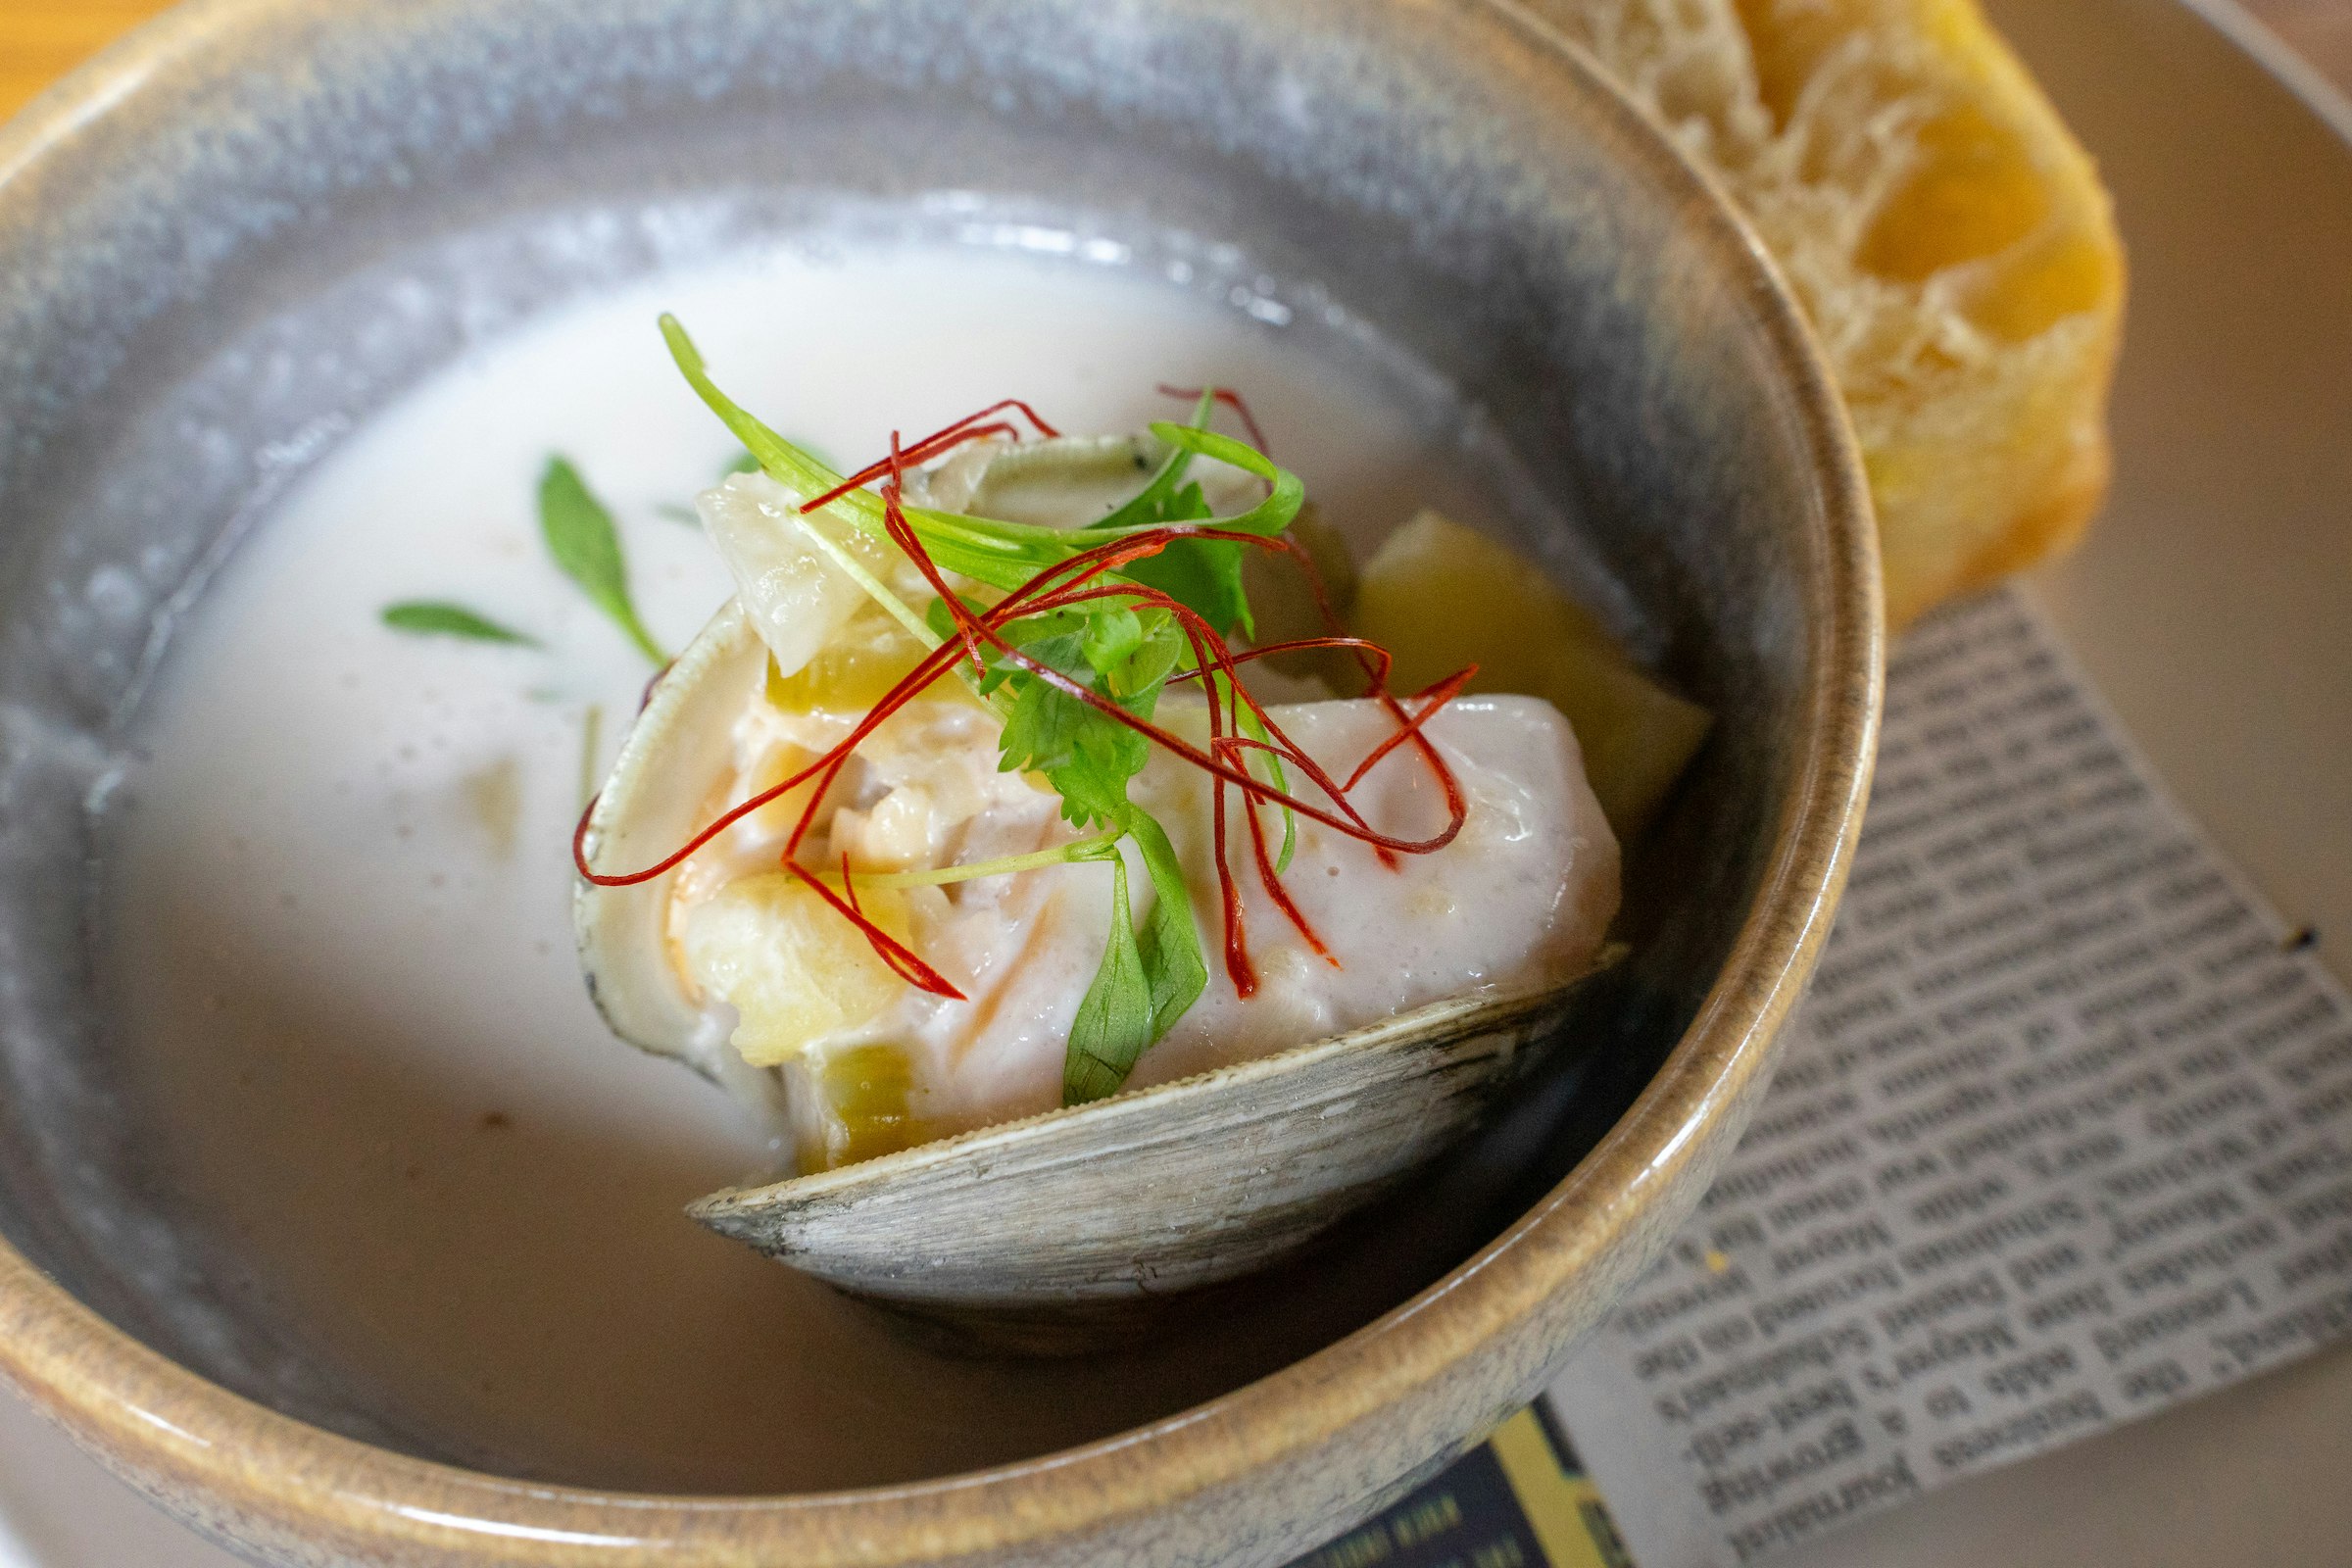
[[1533, 0, 2127, 629]]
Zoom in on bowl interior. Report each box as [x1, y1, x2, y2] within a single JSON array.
[[0, 0, 1851, 1504]]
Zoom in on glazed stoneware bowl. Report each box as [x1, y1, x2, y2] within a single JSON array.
[[0, 1, 1881, 1565]]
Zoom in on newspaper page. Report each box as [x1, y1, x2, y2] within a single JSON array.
[[1534, 586, 2352, 1566]]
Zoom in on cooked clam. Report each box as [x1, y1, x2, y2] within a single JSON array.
[[573, 337, 1629, 1331], [577, 594, 1620, 1310]]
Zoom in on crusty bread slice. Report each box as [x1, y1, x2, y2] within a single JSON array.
[[1534, 0, 2127, 628]]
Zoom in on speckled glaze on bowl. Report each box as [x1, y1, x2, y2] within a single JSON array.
[[0, 1, 1881, 1564]]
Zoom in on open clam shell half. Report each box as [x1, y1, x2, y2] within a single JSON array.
[[685, 983, 1587, 1347]]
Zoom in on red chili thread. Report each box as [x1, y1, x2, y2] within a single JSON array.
[[574, 401, 1471, 1007], [1164, 535, 1451, 872], [798, 421, 1013, 515], [874, 485, 1461, 973], [1343, 667, 1478, 792], [1156, 384, 1271, 454], [800, 398, 1059, 515], [998, 564, 1405, 989], [571, 628, 980, 890], [868, 434, 1290, 995], [850, 535, 1465, 988], [1234, 735, 1338, 967], [876, 429, 996, 682], [786, 855, 965, 999]]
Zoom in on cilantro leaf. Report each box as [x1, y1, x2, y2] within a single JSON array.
[[1115, 478, 1258, 639], [1089, 393, 1251, 636], [381, 602, 540, 647], [1110, 608, 1184, 700], [993, 606, 1198, 833], [1081, 606, 1147, 675], [1127, 542, 1251, 639], [540, 457, 667, 665], [1001, 676, 1150, 830]]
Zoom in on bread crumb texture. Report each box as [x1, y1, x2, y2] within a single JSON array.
[[1541, 0, 2127, 628]]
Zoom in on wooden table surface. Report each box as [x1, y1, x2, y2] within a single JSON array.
[[3, 0, 2350, 122], [2248, 0, 2352, 82]]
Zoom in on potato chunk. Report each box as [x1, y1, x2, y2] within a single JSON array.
[[1351, 510, 1712, 837], [678, 872, 910, 1068]]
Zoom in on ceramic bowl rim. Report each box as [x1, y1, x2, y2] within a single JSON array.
[[0, 0, 1884, 1561]]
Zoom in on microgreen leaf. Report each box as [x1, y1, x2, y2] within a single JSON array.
[[1144, 422, 1304, 538], [539, 457, 667, 665], [1092, 394, 1302, 638], [381, 602, 540, 647], [1095, 394, 1210, 533], [662, 316, 1298, 595], [1124, 807, 1207, 1041], [1065, 851, 1155, 1105], [842, 832, 1121, 891]]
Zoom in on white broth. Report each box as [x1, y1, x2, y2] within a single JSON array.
[[105, 241, 1527, 1491]]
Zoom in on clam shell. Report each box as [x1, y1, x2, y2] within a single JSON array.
[[573, 598, 786, 1120], [687, 981, 1597, 1348]]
